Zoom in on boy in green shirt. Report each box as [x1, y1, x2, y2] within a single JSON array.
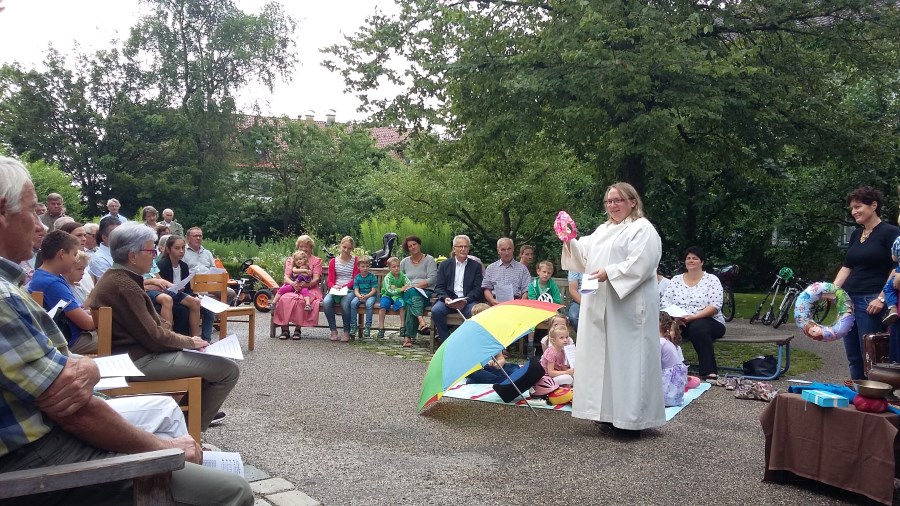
[[528, 260, 562, 304], [378, 257, 410, 340]]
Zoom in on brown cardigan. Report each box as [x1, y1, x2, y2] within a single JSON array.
[[86, 267, 194, 360]]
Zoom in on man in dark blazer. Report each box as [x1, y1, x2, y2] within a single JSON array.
[[431, 234, 484, 342]]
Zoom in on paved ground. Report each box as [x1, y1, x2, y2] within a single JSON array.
[[206, 312, 893, 505]]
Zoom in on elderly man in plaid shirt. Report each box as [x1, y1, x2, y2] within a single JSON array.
[[0, 157, 252, 505], [482, 237, 533, 305]]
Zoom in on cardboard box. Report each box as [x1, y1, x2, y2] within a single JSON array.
[[801, 389, 849, 408]]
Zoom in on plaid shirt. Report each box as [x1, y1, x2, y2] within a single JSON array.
[[0, 257, 69, 457], [481, 259, 532, 298]]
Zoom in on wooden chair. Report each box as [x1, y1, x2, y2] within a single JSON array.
[[93, 307, 203, 442], [0, 448, 185, 505], [191, 272, 256, 350], [30, 290, 44, 306]]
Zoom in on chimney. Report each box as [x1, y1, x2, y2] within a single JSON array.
[[326, 109, 336, 125], [304, 110, 315, 121]]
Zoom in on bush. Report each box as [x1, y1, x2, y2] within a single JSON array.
[[26, 158, 86, 219], [203, 235, 299, 279]]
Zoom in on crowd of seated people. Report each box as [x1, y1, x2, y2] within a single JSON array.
[[1, 157, 253, 505]]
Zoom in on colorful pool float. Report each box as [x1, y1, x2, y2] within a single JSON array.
[[794, 281, 854, 342]]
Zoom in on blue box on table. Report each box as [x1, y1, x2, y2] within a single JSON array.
[[801, 389, 849, 408]]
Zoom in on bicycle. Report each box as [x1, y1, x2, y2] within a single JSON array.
[[749, 267, 795, 326], [712, 264, 738, 322]]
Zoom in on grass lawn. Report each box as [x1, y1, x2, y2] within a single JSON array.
[[681, 341, 821, 377]]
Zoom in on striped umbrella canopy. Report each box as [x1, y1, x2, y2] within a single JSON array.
[[418, 299, 563, 411]]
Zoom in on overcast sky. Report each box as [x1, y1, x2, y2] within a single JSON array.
[[0, 0, 397, 122]]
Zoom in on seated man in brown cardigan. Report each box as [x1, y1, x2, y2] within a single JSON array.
[[87, 222, 239, 429]]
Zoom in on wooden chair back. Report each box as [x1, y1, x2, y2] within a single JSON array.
[[30, 291, 44, 306], [191, 272, 229, 302]]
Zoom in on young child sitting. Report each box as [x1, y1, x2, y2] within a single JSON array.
[[541, 325, 574, 387], [660, 311, 689, 407], [377, 257, 410, 342], [466, 303, 521, 383], [349, 256, 379, 338], [272, 250, 313, 310], [881, 230, 900, 327], [540, 313, 574, 353]]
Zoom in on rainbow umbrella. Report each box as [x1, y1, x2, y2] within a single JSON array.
[[418, 299, 563, 411]]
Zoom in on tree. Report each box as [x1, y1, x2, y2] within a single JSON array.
[[326, 0, 900, 286], [26, 158, 86, 220], [219, 116, 398, 240]]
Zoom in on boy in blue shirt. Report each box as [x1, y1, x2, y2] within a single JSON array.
[[350, 256, 379, 338]]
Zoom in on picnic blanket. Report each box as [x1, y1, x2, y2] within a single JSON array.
[[443, 381, 711, 421]]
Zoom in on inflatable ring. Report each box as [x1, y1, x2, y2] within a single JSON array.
[[554, 211, 577, 241], [793, 282, 854, 342]]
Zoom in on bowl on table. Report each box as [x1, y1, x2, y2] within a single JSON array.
[[853, 380, 893, 399]]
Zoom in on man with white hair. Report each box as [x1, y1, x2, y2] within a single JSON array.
[[102, 198, 128, 224], [161, 208, 184, 237], [0, 156, 253, 505]]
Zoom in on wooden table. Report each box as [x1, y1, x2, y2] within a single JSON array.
[[759, 393, 900, 505]]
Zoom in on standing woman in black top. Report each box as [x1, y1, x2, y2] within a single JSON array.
[[833, 186, 900, 380]]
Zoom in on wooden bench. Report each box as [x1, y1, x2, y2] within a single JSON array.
[[269, 267, 432, 339], [0, 448, 185, 505], [428, 277, 573, 352], [687, 334, 794, 380]]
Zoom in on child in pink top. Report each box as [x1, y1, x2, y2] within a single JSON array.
[[541, 325, 574, 386]]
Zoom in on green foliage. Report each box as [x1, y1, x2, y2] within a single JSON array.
[[359, 218, 454, 259], [25, 158, 86, 219], [681, 342, 821, 377], [203, 235, 298, 279]]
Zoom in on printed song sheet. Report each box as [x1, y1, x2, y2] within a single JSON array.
[[47, 299, 69, 318], [93, 354, 145, 377], [579, 276, 599, 295], [184, 334, 244, 360], [166, 272, 195, 294], [202, 451, 244, 477], [200, 295, 231, 314], [563, 344, 576, 368]]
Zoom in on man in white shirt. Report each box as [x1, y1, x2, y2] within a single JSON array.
[[430, 235, 484, 343], [87, 216, 120, 282], [184, 227, 235, 303]]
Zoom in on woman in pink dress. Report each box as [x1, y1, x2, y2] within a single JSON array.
[[273, 235, 323, 340]]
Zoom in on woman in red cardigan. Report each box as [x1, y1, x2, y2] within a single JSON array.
[[322, 235, 359, 342]]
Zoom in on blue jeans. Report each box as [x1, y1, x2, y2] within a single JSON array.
[[567, 302, 580, 331], [844, 293, 885, 380], [431, 300, 475, 340], [884, 273, 898, 308], [349, 295, 376, 326], [323, 294, 352, 332]]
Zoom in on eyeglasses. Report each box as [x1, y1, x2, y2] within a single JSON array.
[[453, 244, 470, 249], [140, 249, 159, 258], [604, 198, 631, 206]]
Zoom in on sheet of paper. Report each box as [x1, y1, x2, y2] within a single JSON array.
[[184, 334, 243, 360], [447, 297, 467, 305], [329, 286, 348, 296], [200, 295, 231, 314], [94, 377, 128, 391], [207, 267, 228, 275], [93, 354, 145, 377], [563, 344, 576, 368], [786, 379, 813, 384], [202, 451, 244, 477], [47, 299, 69, 318], [579, 276, 599, 294], [166, 272, 195, 294], [660, 304, 690, 318], [415, 287, 428, 297], [494, 284, 514, 303]]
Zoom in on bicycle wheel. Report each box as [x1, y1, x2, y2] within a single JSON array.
[[722, 287, 735, 322], [773, 292, 795, 329], [812, 299, 832, 323]]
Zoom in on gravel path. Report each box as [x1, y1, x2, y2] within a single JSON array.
[[205, 312, 890, 505]]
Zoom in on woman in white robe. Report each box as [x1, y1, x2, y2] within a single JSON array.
[[561, 182, 665, 433]]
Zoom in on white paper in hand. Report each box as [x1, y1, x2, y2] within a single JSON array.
[[329, 286, 348, 296], [660, 305, 690, 318], [563, 344, 576, 368], [580, 276, 599, 294], [94, 377, 128, 391], [47, 299, 70, 318], [184, 334, 243, 360], [202, 451, 244, 476], [94, 354, 145, 377]]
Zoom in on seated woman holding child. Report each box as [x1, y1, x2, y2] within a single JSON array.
[[273, 234, 324, 340]]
